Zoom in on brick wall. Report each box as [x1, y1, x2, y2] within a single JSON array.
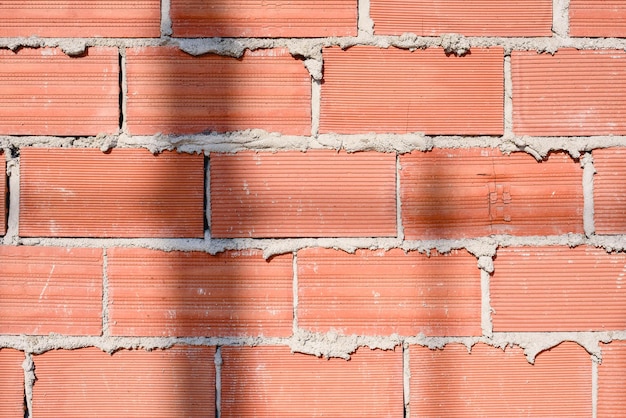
[[2, 1, 626, 416]]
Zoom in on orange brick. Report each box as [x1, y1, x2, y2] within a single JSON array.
[[592, 148, 626, 234], [512, 49, 626, 136], [221, 346, 403, 417], [320, 46, 503, 135], [410, 342, 591, 417], [0, 246, 102, 335], [126, 47, 311, 135], [0, 1, 160, 37], [171, 0, 357, 37], [0, 47, 119, 136], [108, 248, 293, 337], [598, 341, 626, 417], [297, 248, 481, 336], [0, 349, 25, 418], [33, 346, 216, 417], [400, 149, 583, 239], [570, 0, 626, 37], [0, 153, 5, 236], [371, 0, 552, 36], [19, 148, 204, 238], [492, 246, 626, 332], [210, 151, 396, 238]]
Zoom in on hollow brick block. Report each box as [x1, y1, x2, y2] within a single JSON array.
[[592, 148, 626, 234], [297, 248, 482, 336], [32, 346, 216, 417], [107, 248, 293, 337], [126, 47, 311, 135], [19, 148, 204, 238], [221, 346, 403, 417], [210, 151, 397, 238], [570, 0, 626, 37], [371, 0, 552, 36], [0, 47, 119, 136], [0, 349, 25, 417], [0, 246, 102, 335], [598, 341, 626, 417], [170, 0, 357, 37], [410, 342, 592, 417]]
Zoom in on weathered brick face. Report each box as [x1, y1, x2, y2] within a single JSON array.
[[1, 1, 625, 416]]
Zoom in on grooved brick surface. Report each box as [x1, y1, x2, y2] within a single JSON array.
[[320, 46, 504, 135], [297, 248, 481, 336], [108, 248, 293, 337], [0, 246, 102, 335], [371, 0, 552, 36], [410, 342, 592, 417], [0, 349, 25, 418], [598, 341, 626, 417], [570, 0, 626, 37], [126, 47, 311, 135], [492, 246, 626, 332], [221, 346, 403, 417], [400, 150, 583, 239], [512, 49, 626, 136], [210, 151, 396, 238], [0, 1, 160, 37], [19, 148, 204, 238], [592, 148, 626, 234], [0, 47, 119, 136], [171, 0, 357, 37], [32, 346, 216, 417], [0, 154, 5, 236]]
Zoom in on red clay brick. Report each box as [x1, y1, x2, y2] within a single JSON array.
[[0, 153, 5, 236], [108, 248, 293, 337], [410, 342, 592, 417], [171, 0, 357, 37], [320, 46, 503, 135], [0, 1, 160, 37], [221, 346, 403, 417], [371, 0, 552, 36], [0, 349, 25, 418], [598, 341, 626, 417], [512, 49, 626, 136], [0, 47, 119, 136], [126, 47, 311, 135], [492, 246, 626, 332], [210, 151, 396, 238], [297, 248, 481, 336], [570, 0, 626, 37], [19, 148, 204, 238], [592, 148, 626, 234], [33, 346, 216, 417], [400, 149, 583, 239], [0, 246, 102, 335]]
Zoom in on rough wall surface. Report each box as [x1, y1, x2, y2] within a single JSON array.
[[2, 0, 626, 416]]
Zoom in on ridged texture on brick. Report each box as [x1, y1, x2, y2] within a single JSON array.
[[19, 148, 204, 238], [492, 246, 626, 331], [570, 0, 626, 37], [320, 46, 503, 135], [0, 349, 25, 417], [410, 343, 591, 417], [598, 341, 626, 417], [297, 248, 481, 336], [512, 49, 626, 136], [371, 0, 552, 36], [33, 346, 216, 417], [592, 148, 626, 234], [0, 47, 119, 136], [171, 0, 357, 37], [400, 150, 583, 239], [210, 151, 397, 238], [0, 1, 160, 37], [108, 248, 293, 337], [0, 246, 102, 335], [126, 47, 311, 135], [221, 346, 403, 417]]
